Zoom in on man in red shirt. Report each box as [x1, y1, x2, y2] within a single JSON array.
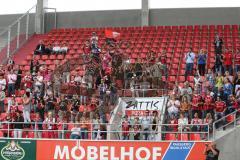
[[223, 49, 233, 75], [191, 94, 203, 118], [214, 97, 226, 128], [234, 48, 240, 73], [122, 115, 130, 140], [203, 91, 214, 118]]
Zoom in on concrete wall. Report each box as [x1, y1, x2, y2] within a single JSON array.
[[0, 7, 240, 33], [150, 7, 240, 26], [216, 126, 240, 160], [44, 10, 141, 32]]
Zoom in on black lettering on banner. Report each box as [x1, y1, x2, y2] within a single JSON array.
[[154, 101, 159, 110]]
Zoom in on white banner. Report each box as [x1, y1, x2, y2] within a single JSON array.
[[123, 97, 165, 111]]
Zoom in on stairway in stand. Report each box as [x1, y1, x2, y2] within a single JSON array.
[[13, 34, 45, 65]]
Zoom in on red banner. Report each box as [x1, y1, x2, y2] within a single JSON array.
[[36, 140, 209, 160]]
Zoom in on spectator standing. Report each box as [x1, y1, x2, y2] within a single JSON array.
[[92, 113, 101, 140], [206, 69, 215, 90], [178, 113, 189, 132], [133, 117, 141, 140], [0, 73, 6, 91], [191, 93, 202, 119], [15, 65, 22, 91], [180, 96, 191, 118], [33, 112, 43, 138], [90, 32, 99, 49], [214, 34, 223, 55], [234, 72, 240, 94], [22, 92, 31, 123], [214, 97, 226, 128], [197, 49, 207, 76], [13, 111, 24, 138], [191, 112, 202, 131], [7, 70, 17, 97], [79, 112, 89, 139], [43, 112, 56, 138], [167, 95, 180, 117], [223, 49, 233, 75], [30, 58, 40, 75], [203, 113, 213, 132], [223, 78, 233, 101], [141, 110, 152, 140], [184, 48, 195, 80], [214, 53, 223, 74], [234, 48, 240, 72], [121, 115, 131, 140], [180, 81, 193, 102], [0, 87, 5, 113], [70, 124, 81, 139]]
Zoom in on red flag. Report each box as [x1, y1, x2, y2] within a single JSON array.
[[105, 29, 120, 39]]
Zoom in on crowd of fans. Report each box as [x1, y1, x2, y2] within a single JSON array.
[[165, 34, 240, 139], [0, 30, 239, 141]]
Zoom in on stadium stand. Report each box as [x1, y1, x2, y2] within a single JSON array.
[[0, 25, 239, 142]]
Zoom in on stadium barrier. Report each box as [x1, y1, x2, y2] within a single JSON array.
[[0, 122, 210, 141], [0, 139, 211, 160]]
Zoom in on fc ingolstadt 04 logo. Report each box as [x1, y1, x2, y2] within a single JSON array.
[[1, 140, 25, 160]]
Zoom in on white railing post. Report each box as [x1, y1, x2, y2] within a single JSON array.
[[7, 28, 11, 58], [207, 124, 210, 141], [17, 21, 20, 49], [7, 122, 10, 137], [26, 13, 29, 40]]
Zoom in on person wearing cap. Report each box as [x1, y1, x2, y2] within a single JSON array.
[[204, 142, 220, 160]]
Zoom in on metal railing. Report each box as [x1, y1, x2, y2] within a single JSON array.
[[0, 121, 210, 141], [213, 108, 240, 140], [0, 4, 36, 63]]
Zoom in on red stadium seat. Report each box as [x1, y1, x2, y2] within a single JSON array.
[[190, 133, 201, 141], [178, 134, 189, 141], [165, 133, 177, 140]]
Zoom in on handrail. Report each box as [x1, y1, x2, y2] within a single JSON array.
[[0, 121, 210, 141], [0, 4, 37, 64], [213, 108, 240, 140], [0, 4, 36, 36]]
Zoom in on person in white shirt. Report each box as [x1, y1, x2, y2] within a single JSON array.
[[167, 95, 180, 117], [185, 48, 195, 80], [141, 111, 152, 140], [7, 70, 17, 97], [70, 123, 81, 139], [90, 32, 99, 49], [34, 72, 44, 96], [60, 43, 68, 54], [0, 74, 6, 91], [52, 43, 61, 54], [74, 74, 82, 85], [178, 113, 189, 132]]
